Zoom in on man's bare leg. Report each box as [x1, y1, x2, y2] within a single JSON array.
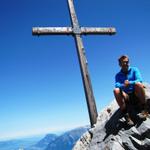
[[114, 88, 134, 125], [113, 88, 129, 112], [134, 82, 146, 105], [134, 82, 149, 119]]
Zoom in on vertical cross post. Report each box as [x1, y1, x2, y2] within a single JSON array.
[[32, 0, 116, 127], [67, 0, 98, 126]]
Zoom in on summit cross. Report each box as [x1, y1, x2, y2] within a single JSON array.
[[32, 0, 116, 127]]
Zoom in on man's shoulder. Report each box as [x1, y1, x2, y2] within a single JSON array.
[[115, 70, 122, 77], [130, 66, 139, 71]]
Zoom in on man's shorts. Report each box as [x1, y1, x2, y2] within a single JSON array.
[[127, 92, 139, 105]]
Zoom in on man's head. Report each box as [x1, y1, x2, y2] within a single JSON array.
[[118, 55, 130, 73]]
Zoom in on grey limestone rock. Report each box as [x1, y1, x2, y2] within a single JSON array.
[[73, 83, 150, 150]]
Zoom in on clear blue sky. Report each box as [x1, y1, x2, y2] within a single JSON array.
[[0, 0, 150, 140]]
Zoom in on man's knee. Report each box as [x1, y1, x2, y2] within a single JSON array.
[[134, 82, 145, 98], [134, 82, 144, 90], [113, 88, 120, 95]]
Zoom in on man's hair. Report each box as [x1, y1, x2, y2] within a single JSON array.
[[118, 55, 129, 64]]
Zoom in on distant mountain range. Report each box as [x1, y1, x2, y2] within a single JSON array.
[[26, 134, 58, 150], [0, 126, 89, 150], [45, 126, 89, 150]]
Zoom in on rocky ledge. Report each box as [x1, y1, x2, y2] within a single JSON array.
[[73, 83, 150, 150]]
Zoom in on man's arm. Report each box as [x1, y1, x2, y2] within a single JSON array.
[[129, 67, 143, 85], [115, 74, 124, 89]]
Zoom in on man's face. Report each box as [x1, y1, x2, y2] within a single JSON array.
[[120, 57, 129, 72]]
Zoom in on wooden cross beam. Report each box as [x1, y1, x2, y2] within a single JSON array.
[[32, 0, 116, 127]]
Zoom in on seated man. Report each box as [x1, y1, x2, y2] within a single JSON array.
[[114, 55, 148, 125]]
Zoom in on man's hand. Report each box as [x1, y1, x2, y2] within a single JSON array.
[[124, 80, 130, 87]]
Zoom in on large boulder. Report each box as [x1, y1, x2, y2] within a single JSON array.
[[73, 83, 150, 150]]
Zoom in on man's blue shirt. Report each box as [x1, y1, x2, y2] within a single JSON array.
[[115, 67, 143, 93]]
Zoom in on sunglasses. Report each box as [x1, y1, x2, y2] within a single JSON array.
[[122, 61, 129, 64]]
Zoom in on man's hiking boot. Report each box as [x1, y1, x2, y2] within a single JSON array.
[[138, 104, 149, 120], [138, 110, 149, 120], [124, 113, 134, 126]]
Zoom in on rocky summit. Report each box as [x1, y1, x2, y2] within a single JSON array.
[[73, 83, 150, 150]]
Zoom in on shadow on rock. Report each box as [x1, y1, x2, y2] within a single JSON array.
[[104, 95, 148, 141]]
